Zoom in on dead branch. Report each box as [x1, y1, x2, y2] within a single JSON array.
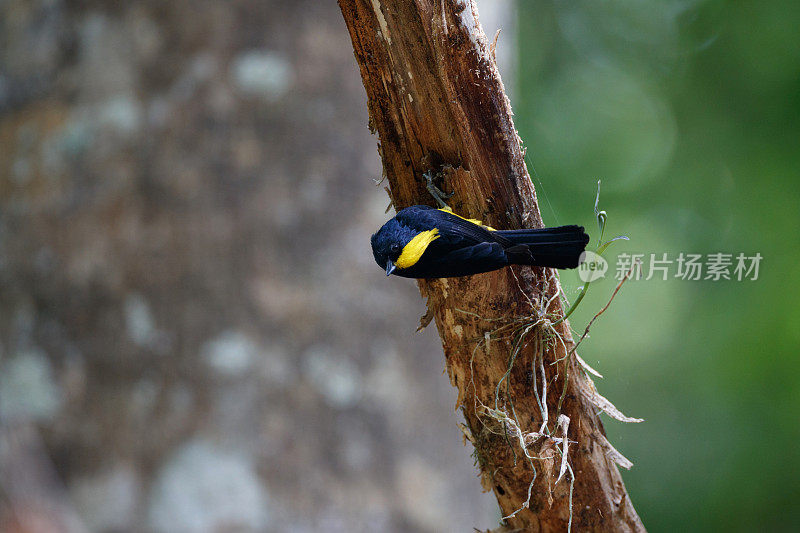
[[338, 1, 645, 530]]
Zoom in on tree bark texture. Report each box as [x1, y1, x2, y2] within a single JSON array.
[[338, 1, 646, 531]]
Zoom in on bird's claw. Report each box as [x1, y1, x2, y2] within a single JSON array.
[[424, 171, 454, 209]]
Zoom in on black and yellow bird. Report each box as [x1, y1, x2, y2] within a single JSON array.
[[371, 205, 590, 278]]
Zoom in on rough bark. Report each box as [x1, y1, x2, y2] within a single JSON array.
[[338, 1, 646, 531]]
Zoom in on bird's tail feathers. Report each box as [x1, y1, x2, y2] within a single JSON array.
[[498, 225, 590, 269]]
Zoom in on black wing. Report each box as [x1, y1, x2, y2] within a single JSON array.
[[396, 206, 512, 248], [393, 241, 509, 278]]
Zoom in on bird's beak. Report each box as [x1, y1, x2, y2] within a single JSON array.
[[385, 260, 396, 276]]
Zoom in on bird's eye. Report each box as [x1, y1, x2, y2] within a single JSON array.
[[390, 243, 401, 254]]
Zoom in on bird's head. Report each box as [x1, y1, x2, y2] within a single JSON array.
[[370, 218, 419, 276]]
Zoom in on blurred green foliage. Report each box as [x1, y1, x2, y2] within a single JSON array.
[[516, 1, 800, 530]]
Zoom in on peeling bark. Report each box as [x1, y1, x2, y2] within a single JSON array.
[[338, 1, 645, 531]]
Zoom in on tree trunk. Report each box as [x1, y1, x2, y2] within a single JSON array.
[[337, 1, 646, 531]]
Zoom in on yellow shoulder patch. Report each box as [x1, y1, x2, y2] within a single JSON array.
[[438, 207, 497, 231], [395, 229, 440, 269]]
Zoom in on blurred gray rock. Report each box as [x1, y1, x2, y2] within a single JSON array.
[[0, 349, 62, 423], [70, 464, 140, 532], [232, 50, 293, 99], [202, 330, 259, 377], [303, 345, 362, 409], [148, 440, 270, 533]]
